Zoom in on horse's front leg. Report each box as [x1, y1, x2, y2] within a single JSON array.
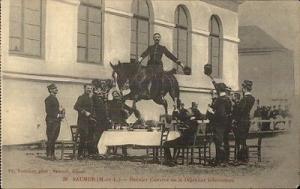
[[131, 100, 141, 119], [127, 94, 142, 121], [123, 92, 132, 101]]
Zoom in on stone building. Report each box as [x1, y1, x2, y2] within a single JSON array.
[[1, 0, 240, 144], [238, 25, 294, 104], [238, 0, 300, 106]]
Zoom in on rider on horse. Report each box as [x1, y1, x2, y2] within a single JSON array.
[[137, 33, 183, 97]]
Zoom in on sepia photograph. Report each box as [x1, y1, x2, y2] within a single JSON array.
[[1, 0, 299, 188]]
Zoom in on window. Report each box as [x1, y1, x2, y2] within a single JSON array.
[[130, 0, 151, 63], [209, 16, 222, 78], [9, 0, 43, 57], [77, 0, 102, 64], [174, 5, 190, 73]]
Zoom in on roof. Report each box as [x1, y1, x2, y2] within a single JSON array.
[[238, 25, 286, 51], [201, 0, 240, 12]]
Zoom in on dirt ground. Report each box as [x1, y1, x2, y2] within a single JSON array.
[[2, 131, 299, 188]]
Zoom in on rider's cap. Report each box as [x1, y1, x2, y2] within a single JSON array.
[[47, 83, 57, 90], [215, 83, 227, 92], [153, 33, 161, 37], [242, 80, 253, 91]]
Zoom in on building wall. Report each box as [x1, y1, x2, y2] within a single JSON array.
[[1, 0, 239, 144], [239, 0, 300, 96], [239, 50, 294, 105]]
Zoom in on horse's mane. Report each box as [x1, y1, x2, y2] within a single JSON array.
[[117, 61, 140, 80]]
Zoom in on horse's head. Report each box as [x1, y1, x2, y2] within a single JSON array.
[[110, 61, 136, 89]]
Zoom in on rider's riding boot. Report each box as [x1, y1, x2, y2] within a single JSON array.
[[141, 80, 151, 98]]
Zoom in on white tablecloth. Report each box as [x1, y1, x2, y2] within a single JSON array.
[[97, 130, 180, 154]]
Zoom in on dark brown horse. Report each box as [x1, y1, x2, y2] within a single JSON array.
[[110, 61, 181, 117]]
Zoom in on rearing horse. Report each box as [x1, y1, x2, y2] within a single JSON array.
[[110, 61, 181, 117]]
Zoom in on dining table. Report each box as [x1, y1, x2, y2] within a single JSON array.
[[97, 129, 181, 154]]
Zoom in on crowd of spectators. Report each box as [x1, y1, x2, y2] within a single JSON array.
[[252, 102, 291, 131]]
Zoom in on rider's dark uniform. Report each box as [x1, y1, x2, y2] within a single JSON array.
[[140, 44, 179, 74], [139, 44, 180, 94]]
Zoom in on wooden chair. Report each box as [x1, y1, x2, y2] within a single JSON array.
[[229, 120, 265, 162], [247, 132, 263, 162], [159, 123, 171, 164], [170, 122, 189, 165], [189, 121, 213, 165], [60, 125, 80, 160], [228, 130, 238, 161], [228, 142, 238, 161], [248, 117, 292, 162], [174, 120, 213, 165], [144, 123, 170, 164], [145, 123, 170, 164]]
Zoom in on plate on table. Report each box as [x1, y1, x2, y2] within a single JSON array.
[[107, 129, 126, 131], [151, 127, 160, 132], [133, 129, 148, 132]]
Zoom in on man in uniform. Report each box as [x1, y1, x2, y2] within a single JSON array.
[[211, 83, 232, 165], [92, 80, 110, 156], [235, 80, 255, 163], [206, 89, 218, 135], [163, 102, 205, 166], [107, 90, 130, 156], [223, 87, 233, 163], [45, 83, 64, 160], [178, 103, 189, 122], [231, 92, 241, 158], [74, 84, 95, 159], [187, 102, 205, 122], [108, 91, 130, 126], [137, 33, 183, 96]]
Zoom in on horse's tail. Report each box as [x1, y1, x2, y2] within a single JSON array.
[[165, 68, 177, 75], [176, 98, 181, 110], [174, 77, 181, 109], [167, 74, 181, 109]]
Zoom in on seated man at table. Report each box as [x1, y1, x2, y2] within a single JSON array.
[[187, 102, 206, 125], [108, 90, 129, 156], [163, 103, 204, 166]]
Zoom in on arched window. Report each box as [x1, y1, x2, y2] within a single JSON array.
[[130, 0, 151, 63], [77, 0, 103, 64], [174, 5, 190, 73], [209, 16, 222, 78]]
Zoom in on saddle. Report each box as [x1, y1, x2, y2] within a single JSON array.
[[133, 65, 178, 98]]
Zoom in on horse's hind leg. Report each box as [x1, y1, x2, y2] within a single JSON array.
[[153, 96, 172, 123], [153, 96, 168, 115], [169, 90, 180, 110]]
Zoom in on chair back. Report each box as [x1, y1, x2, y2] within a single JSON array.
[[159, 114, 172, 124], [257, 136, 262, 146], [159, 123, 169, 146], [193, 120, 209, 145], [70, 125, 79, 142]]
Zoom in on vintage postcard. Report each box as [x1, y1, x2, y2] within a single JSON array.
[[1, 0, 299, 188]]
